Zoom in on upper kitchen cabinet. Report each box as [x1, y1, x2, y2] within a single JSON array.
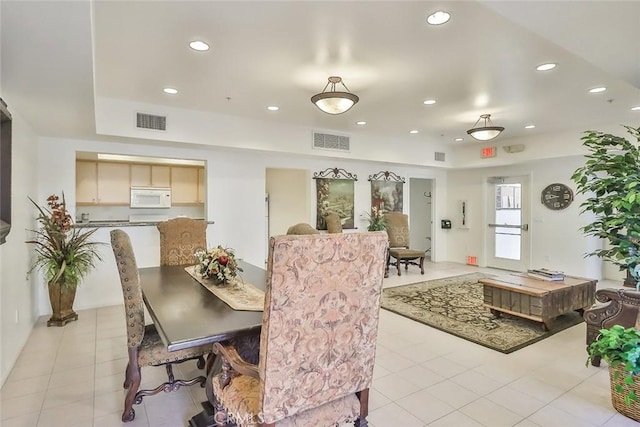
[[76, 161, 98, 204], [130, 164, 171, 188], [198, 168, 206, 204], [77, 161, 130, 205], [171, 166, 199, 204]]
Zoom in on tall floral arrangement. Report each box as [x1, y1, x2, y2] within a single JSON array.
[[364, 206, 387, 231], [195, 245, 242, 284], [26, 193, 102, 287]]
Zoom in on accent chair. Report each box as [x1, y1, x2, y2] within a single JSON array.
[[285, 223, 320, 235], [584, 288, 640, 366], [110, 229, 211, 422], [324, 212, 343, 233], [385, 211, 425, 276], [208, 232, 388, 426]]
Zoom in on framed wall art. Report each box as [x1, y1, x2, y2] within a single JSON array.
[[313, 168, 357, 230], [368, 171, 405, 213]]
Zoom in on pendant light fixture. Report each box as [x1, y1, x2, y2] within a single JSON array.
[[311, 76, 359, 115], [467, 114, 505, 141]]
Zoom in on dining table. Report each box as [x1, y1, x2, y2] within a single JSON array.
[[139, 260, 266, 427]]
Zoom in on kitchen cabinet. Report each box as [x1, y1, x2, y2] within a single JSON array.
[[76, 161, 98, 204], [129, 165, 170, 188], [97, 163, 130, 204], [151, 166, 171, 188], [198, 168, 206, 203], [171, 166, 199, 204]]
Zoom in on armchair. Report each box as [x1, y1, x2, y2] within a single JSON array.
[[209, 232, 388, 426], [157, 217, 207, 266], [385, 212, 425, 276], [584, 288, 640, 366], [110, 229, 211, 422]]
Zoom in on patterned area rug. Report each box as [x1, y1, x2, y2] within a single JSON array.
[[381, 272, 584, 353]]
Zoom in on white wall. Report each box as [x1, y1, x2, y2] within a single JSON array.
[[35, 137, 449, 317], [1, 109, 40, 385], [446, 156, 602, 279]]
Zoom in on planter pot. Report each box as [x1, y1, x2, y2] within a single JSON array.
[[609, 364, 640, 421], [47, 281, 79, 327]]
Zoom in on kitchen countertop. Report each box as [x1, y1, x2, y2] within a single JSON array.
[[74, 219, 214, 228]]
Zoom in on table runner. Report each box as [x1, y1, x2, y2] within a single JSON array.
[[184, 265, 265, 311]]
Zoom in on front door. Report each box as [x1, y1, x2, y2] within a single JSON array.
[[486, 176, 530, 271]]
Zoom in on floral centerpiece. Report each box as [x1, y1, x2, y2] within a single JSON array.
[[26, 193, 103, 326], [364, 206, 387, 231], [195, 245, 242, 285]]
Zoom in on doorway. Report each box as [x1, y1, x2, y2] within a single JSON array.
[[486, 176, 530, 271], [409, 178, 433, 259]]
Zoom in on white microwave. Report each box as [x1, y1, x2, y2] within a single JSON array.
[[130, 187, 171, 208]]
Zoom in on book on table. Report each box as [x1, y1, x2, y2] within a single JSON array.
[[527, 268, 565, 281]]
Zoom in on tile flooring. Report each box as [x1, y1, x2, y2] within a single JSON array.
[[1, 262, 637, 426]]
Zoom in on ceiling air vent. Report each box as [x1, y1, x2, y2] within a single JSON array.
[[434, 152, 446, 162], [136, 113, 166, 131], [312, 132, 350, 152]]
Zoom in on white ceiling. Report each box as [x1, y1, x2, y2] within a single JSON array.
[[2, 1, 639, 148]]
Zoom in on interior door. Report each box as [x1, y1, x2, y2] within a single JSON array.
[[486, 176, 530, 271]]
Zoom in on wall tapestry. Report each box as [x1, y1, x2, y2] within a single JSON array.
[[313, 168, 357, 230], [368, 171, 405, 213]]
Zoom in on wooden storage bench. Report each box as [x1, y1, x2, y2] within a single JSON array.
[[479, 274, 597, 330]]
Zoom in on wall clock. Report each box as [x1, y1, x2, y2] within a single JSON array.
[[541, 183, 574, 210]]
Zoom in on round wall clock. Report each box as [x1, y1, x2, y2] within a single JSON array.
[[541, 183, 574, 210]]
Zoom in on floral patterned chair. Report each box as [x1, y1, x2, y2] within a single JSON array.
[[385, 212, 425, 276], [209, 232, 388, 426], [110, 229, 211, 422], [157, 217, 207, 266]]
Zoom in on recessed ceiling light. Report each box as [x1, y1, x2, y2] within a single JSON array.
[[189, 40, 210, 51], [631, 106, 640, 111], [427, 11, 451, 25], [454, 137, 464, 142], [524, 125, 536, 129], [423, 99, 437, 105], [356, 121, 367, 125], [163, 87, 178, 94], [409, 130, 419, 134], [267, 106, 279, 111], [589, 87, 607, 93], [536, 63, 557, 71]]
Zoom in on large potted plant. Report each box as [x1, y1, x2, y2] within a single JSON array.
[[587, 325, 640, 420], [26, 193, 102, 326], [571, 126, 640, 287]]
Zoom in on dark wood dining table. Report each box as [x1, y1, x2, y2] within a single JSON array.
[[139, 260, 266, 352], [140, 260, 266, 426]]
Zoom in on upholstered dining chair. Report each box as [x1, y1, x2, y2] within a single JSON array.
[[110, 229, 211, 422], [324, 211, 343, 233], [208, 232, 388, 427], [385, 211, 425, 276], [285, 223, 320, 235], [157, 217, 207, 266]]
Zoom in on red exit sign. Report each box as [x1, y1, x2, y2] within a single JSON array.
[[481, 146, 497, 158]]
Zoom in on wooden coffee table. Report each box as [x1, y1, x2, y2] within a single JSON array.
[[479, 273, 597, 330]]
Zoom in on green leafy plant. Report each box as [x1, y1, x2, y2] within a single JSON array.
[[571, 126, 640, 286], [26, 193, 103, 287], [364, 206, 387, 231], [587, 325, 640, 405]]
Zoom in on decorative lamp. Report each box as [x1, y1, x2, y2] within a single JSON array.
[[467, 114, 505, 141], [311, 76, 359, 115]]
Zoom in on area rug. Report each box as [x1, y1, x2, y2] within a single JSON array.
[[381, 272, 584, 353]]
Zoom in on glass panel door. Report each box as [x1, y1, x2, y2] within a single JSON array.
[[487, 176, 529, 271]]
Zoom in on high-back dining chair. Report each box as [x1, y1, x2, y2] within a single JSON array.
[[157, 217, 207, 266], [385, 211, 425, 276], [110, 229, 211, 422], [209, 231, 388, 426]]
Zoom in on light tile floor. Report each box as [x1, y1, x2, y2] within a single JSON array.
[[1, 262, 637, 427]]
